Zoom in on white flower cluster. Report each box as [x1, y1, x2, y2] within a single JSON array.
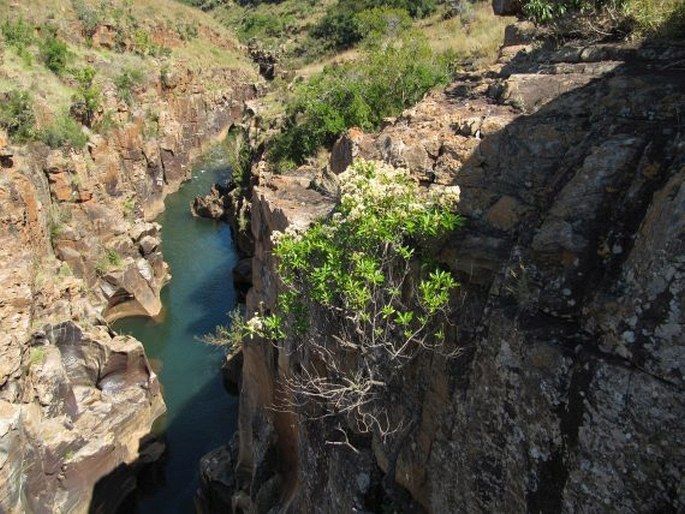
[[245, 315, 263, 339], [338, 159, 460, 220], [338, 159, 417, 220], [271, 224, 304, 245]]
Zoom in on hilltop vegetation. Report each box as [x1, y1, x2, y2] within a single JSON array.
[[192, 0, 510, 168], [0, 0, 254, 149]]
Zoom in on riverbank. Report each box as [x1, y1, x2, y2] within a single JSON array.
[[110, 160, 240, 513]]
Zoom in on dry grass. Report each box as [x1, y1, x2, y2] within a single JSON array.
[[623, 0, 685, 36], [0, 0, 256, 133], [421, 1, 514, 65], [296, 48, 360, 79], [0, 51, 74, 125]]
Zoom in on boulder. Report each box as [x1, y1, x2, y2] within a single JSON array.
[[503, 21, 537, 46], [492, 0, 522, 16], [101, 257, 169, 322], [191, 184, 231, 220], [1, 322, 165, 514], [329, 127, 365, 174]]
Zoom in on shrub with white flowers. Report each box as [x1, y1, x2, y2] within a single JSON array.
[[258, 159, 463, 437]]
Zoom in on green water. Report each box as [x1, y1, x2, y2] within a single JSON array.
[[113, 164, 238, 513]]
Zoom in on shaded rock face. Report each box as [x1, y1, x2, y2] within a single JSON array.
[[229, 36, 685, 514], [248, 42, 280, 81], [0, 322, 164, 514]]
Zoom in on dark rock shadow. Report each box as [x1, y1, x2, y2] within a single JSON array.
[[407, 22, 685, 514]]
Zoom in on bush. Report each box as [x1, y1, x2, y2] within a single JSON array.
[[521, 0, 684, 36], [40, 33, 69, 74], [201, 308, 249, 351], [249, 160, 462, 434], [175, 21, 199, 41], [39, 114, 88, 149], [95, 249, 124, 275], [269, 26, 448, 166], [240, 11, 290, 40], [114, 68, 146, 105], [311, 0, 436, 50], [1, 18, 35, 52], [72, 66, 101, 127], [623, 0, 685, 35], [72, 0, 104, 42], [0, 90, 36, 142]]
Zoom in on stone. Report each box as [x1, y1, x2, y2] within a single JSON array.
[[486, 195, 526, 230], [492, 0, 522, 16], [130, 222, 160, 242], [54, 245, 88, 279], [102, 257, 167, 322], [48, 171, 74, 202], [329, 127, 364, 174], [138, 235, 160, 256], [503, 21, 537, 47], [92, 24, 117, 50], [191, 184, 229, 219], [0, 323, 165, 514]]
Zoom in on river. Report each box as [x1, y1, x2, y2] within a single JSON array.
[[112, 160, 238, 513]]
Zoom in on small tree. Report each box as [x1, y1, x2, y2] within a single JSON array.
[[251, 160, 463, 438], [72, 66, 101, 127], [0, 90, 36, 142], [40, 32, 69, 74]]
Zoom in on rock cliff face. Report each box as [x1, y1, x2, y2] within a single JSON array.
[[0, 59, 255, 513], [229, 26, 685, 514]]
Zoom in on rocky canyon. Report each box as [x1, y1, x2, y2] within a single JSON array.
[[210, 5, 685, 514], [1, 0, 683, 513]]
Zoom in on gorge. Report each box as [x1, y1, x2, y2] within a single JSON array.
[[0, 0, 683, 513]]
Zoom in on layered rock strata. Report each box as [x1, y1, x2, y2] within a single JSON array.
[[225, 29, 685, 514], [0, 62, 256, 512]]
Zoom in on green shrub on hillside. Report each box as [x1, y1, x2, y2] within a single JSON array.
[[1, 18, 35, 52], [0, 90, 36, 143], [240, 11, 291, 39], [311, 0, 436, 50], [72, 66, 101, 127], [114, 68, 146, 106], [179, 0, 224, 10], [39, 114, 88, 149], [72, 0, 104, 42], [269, 23, 448, 167], [40, 32, 69, 74]]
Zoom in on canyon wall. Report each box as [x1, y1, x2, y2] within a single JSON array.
[[226, 23, 685, 514], [0, 62, 255, 512]]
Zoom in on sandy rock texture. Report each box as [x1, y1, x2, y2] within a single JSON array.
[[0, 53, 255, 511]]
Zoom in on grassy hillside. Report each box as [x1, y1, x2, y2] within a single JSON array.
[[0, 0, 255, 148], [206, 0, 510, 68], [198, 1, 511, 169]]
